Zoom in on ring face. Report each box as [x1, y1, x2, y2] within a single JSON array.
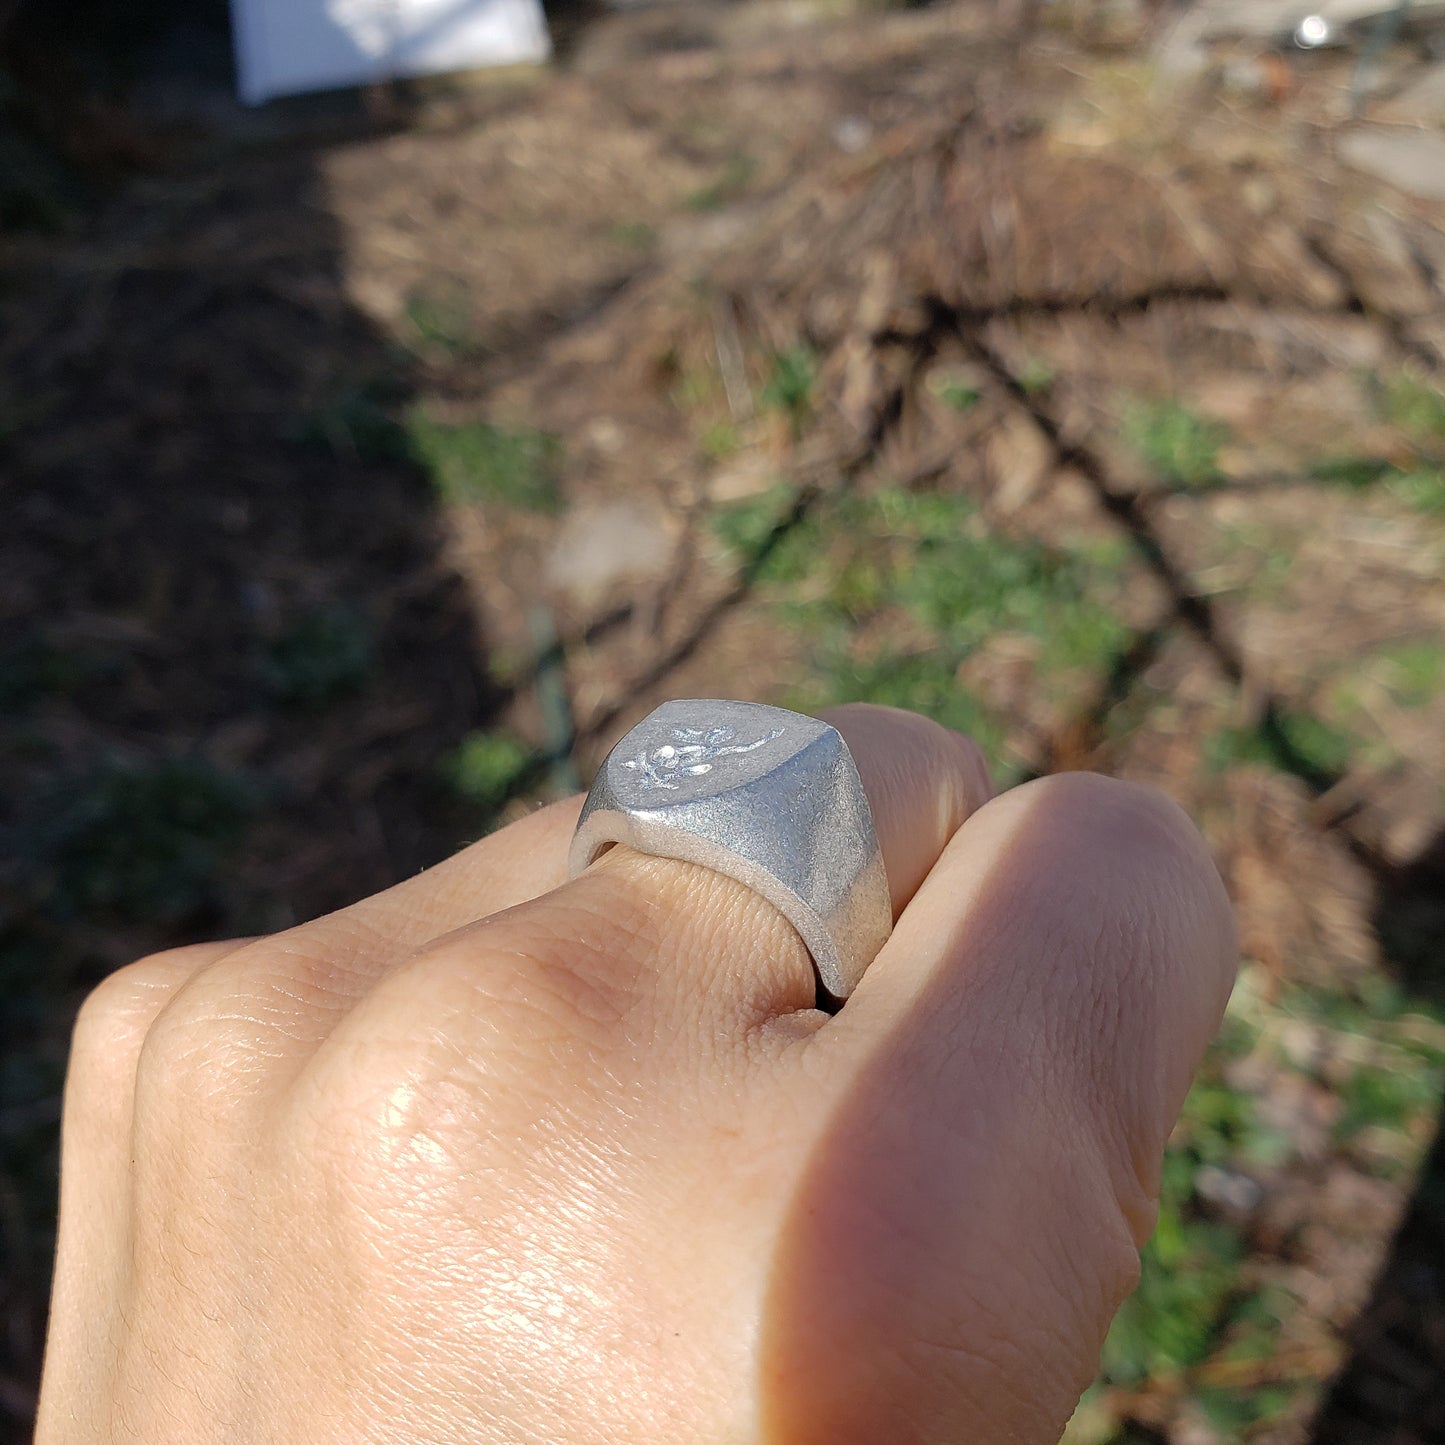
[[569, 699, 891, 999]]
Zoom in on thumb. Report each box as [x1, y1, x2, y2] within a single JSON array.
[[760, 772, 1237, 1444]]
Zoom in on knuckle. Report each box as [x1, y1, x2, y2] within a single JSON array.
[[130, 943, 282, 1124], [71, 947, 213, 1073], [132, 1007, 221, 1123], [285, 955, 501, 1197], [292, 1044, 475, 1204], [938, 727, 993, 821], [287, 912, 641, 1169], [459, 905, 646, 1037]]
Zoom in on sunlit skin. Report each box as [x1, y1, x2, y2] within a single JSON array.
[[37, 704, 1236, 1444]]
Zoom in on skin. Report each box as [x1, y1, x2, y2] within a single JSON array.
[[36, 703, 1237, 1444]]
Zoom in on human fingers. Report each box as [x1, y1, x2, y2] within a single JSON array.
[[761, 772, 1238, 1443], [44, 794, 587, 1398], [51, 702, 986, 1346], [117, 793, 582, 1090], [40, 939, 248, 1423], [275, 704, 991, 1436], [314, 704, 994, 1064], [41, 707, 993, 1443], [817, 703, 994, 916]]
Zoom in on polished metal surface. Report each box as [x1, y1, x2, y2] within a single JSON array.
[[569, 699, 891, 999]]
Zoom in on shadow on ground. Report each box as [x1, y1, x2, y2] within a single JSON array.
[[1312, 825, 1445, 1443], [0, 109, 502, 1432]]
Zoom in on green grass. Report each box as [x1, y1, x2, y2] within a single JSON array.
[[408, 413, 563, 511], [1102, 1127, 1253, 1388], [298, 378, 411, 462], [1103, 1221, 1249, 1387], [708, 482, 818, 584], [789, 647, 1010, 765], [0, 634, 120, 711], [710, 485, 1131, 781], [1387, 372, 1445, 442], [1122, 398, 1227, 490], [1205, 707, 1355, 782], [1311, 454, 1445, 515], [1195, 1380, 1297, 1436], [261, 604, 375, 708], [1072, 967, 1445, 1438], [1377, 640, 1445, 708], [760, 347, 817, 440], [683, 154, 757, 213], [1334, 1062, 1439, 1145], [30, 758, 259, 925], [1284, 971, 1445, 1042], [929, 373, 983, 413], [442, 731, 536, 812], [1309, 453, 1398, 490], [670, 358, 719, 413], [404, 288, 477, 360], [1017, 358, 1057, 398], [699, 419, 741, 461], [1314, 375, 1445, 513], [1211, 520, 1295, 601], [1332, 640, 1444, 730], [1277, 979, 1445, 1130], [851, 490, 1128, 674], [603, 220, 658, 252], [1389, 468, 1445, 514]]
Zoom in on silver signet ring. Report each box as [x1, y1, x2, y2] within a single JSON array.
[[568, 699, 892, 1000]]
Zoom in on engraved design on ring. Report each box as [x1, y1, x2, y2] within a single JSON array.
[[621, 725, 785, 791], [568, 699, 892, 1000]]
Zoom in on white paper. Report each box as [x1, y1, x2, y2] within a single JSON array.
[[232, 0, 551, 105]]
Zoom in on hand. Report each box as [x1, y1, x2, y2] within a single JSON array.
[[37, 704, 1236, 1444]]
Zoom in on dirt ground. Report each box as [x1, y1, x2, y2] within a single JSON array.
[[3, 1, 1445, 1439]]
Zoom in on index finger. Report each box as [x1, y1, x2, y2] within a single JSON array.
[[763, 772, 1237, 1442]]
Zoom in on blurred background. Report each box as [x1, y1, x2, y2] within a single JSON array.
[[3, 0, 1444, 1439]]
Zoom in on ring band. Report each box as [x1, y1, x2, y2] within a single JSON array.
[[568, 699, 891, 1000]]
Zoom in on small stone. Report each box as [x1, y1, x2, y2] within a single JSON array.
[[543, 500, 677, 608], [1195, 1163, 1265, 1214], [583, 416, 626, 455], [832, 115, 873, 154]]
